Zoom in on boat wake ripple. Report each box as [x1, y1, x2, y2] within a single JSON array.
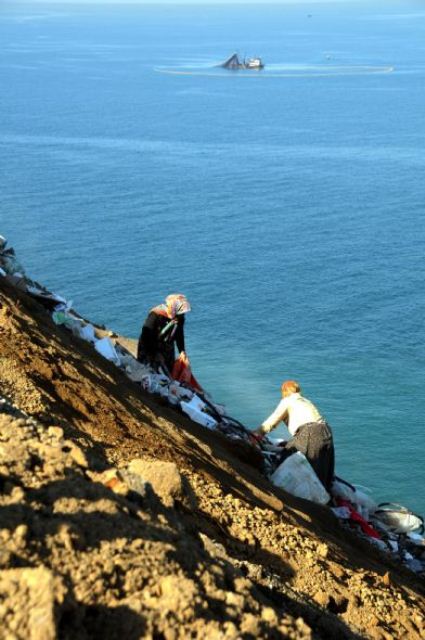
[[155, 64, 395, 78]]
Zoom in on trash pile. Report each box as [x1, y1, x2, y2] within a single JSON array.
[[1, 235, 424, 577], [330, 477, 425, 574]]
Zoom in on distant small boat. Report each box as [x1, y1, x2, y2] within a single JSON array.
[[246, 57, 264, 69], [219, 53, 264, 70]]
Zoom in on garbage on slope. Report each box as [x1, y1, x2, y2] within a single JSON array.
[[0, 235, 26, 277], [1, 235, 424, 576], [270, 451, 331, 505]]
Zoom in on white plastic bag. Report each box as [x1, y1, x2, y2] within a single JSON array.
[[331, 479, 377, 520], [181, 395, 218, 430], [123, 358, 151, 382], [352, 489, 377, 520], [372, 503, 424, 534], [407, 532, 425, 546], [94, 337, 121, 365], [142, 373, 169, 395], [79, 323, 96, 343], [331, 479, 357, 502], [52, 311, 80, 329], [186, 395, 206, 412], [27, 285, 67, 305], [270, 452, 330, 505], [141, 374, 152, 391]]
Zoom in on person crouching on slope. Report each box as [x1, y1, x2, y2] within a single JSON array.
[[137, 293, 191, 374], [254, 380, 335, 490]]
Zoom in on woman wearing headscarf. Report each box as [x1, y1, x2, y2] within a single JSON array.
[[254, 380, 335, 490], [137, 293, 191, 374]]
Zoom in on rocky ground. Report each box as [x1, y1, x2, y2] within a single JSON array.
[[0, 278, 424, 639]]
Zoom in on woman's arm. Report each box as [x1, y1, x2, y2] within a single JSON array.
[[258, 398, 289, 435], [175, 315, 185, 354]]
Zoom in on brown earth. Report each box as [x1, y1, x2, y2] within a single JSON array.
[[0, 278, 424, 639]]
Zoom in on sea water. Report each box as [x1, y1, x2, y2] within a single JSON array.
[[1, 1, 424, 515]]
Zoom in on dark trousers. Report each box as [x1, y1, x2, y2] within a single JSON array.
[[280, 421, 335, 490]]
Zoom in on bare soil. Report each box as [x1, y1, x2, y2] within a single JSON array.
[[0, 279, 424, 639]]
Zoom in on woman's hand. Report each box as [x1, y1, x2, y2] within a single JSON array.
[[179, 351, 190, 365], [251, 428, 265, 441]]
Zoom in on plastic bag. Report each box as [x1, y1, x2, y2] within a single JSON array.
[[331, 506, 351, 519], [181, 395, 218, 430], [335, 498, 381, 539], [141, 374, 152, 391], [141, 373, 169, 395], [331, 478, 377, 520], [172, 354, 203, 391], [94, 337, 121, 365], [125, 363, 151, 383], [1, 255, 25, 276], [372, 503, 424, 534], [331, 478, 356, 502], [27, 285, 67, 305], [407, 532, 425, 546], [79, 323, 96, 343], [353, 487, 377, 515], [270, 452, 331, 505], [52, 312, 84, 335]]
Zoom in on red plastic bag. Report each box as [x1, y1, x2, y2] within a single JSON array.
[[171, 354, 203, 391]]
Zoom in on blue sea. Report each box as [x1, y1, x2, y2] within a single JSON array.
[[1, 1, 424, 516]]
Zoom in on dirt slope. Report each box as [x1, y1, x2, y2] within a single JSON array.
[[0, 279, 424, 639]]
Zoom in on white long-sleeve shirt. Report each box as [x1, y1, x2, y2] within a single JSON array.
[[261, 392, 322, 436]]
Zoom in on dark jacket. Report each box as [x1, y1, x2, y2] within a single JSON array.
[[137, 311, 185, 373]]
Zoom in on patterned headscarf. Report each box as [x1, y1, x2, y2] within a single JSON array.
[[153, 293, 191, 319], [151, 294, 191, 344]]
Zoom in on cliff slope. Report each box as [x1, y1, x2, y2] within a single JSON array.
[[0, 279, 424, 639]]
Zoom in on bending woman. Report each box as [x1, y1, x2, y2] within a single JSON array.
[[137, 293, 191, 374], [254, 380, 335, 490]]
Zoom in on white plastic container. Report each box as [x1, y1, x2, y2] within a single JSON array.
[[270, 451, 330, 505], [180, 395, 218, 430]]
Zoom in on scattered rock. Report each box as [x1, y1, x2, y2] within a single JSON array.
[[0, 567, 57, 640], [317, 542, 329, 558], [128, 458, 182, 506], [313, 590, 330, 608], [66, 441, 89, 468], [261, 606, 278, 625], [89, 468, 132, 498], [47, 426, 64, 440]]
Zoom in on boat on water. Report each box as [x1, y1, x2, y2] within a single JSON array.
[[246, 57, 264, 69], [219, 53, 264, 70]]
